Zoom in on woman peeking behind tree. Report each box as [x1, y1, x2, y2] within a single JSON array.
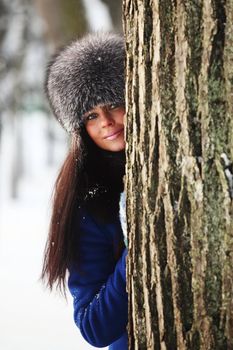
[[41, 32, 128, 350]]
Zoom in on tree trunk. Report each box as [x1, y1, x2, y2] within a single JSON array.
[[123, 0, 233, 349]]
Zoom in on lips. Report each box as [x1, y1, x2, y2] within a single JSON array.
[[104, 128, 124, 141]]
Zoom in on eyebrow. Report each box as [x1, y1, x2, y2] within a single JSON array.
[[83, 109, 96, 117]]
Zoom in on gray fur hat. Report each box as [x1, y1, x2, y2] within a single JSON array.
[[45, 32, 125, 133]]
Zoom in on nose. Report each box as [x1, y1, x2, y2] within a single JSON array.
[[100, 109, 114, 127]]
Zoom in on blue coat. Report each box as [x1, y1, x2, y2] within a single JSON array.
[[68, 207, 128, 349]]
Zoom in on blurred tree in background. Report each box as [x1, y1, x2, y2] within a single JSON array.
[[35, 0, 123, 49], [35, 0, 88, 48], [0, 0, 49, 198], [101, 0, 123, 32]]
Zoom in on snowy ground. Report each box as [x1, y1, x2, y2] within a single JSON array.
[[0, 113, 106, 350]]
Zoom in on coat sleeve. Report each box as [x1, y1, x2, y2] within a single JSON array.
[[68, 210, 128, 348]]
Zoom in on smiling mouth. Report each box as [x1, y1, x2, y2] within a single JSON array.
[[104, 129, 124, 141]]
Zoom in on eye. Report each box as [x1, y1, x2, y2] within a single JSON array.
[[83, 113, 98, 123]]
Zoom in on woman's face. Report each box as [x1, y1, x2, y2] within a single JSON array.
[[83, 104, 125, 152]]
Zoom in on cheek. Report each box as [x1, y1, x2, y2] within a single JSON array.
[[85, 124, 98, 140], [85, 127, 100, 147], [116, 110, 125, 125], [123, 113, 126, 126]]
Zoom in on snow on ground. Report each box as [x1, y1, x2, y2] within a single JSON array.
[[0, 112, 106, 350]]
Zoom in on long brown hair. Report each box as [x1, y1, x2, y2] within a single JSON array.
[[41, 134, 83, 292], [41, 130, 125, 293]]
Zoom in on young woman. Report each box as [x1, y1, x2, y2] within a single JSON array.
[[42, 33, 128, 350]]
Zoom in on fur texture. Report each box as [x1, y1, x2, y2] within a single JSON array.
[[45, 32, 125, 133], [119, 191, 127, 247]]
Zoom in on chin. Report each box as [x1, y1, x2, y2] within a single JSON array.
[[105, 145, 125, 152], [104, 142, 125, 152], [111, 147, 125, 152]]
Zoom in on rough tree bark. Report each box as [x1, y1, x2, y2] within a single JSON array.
[[123, 0, 233, 349]]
